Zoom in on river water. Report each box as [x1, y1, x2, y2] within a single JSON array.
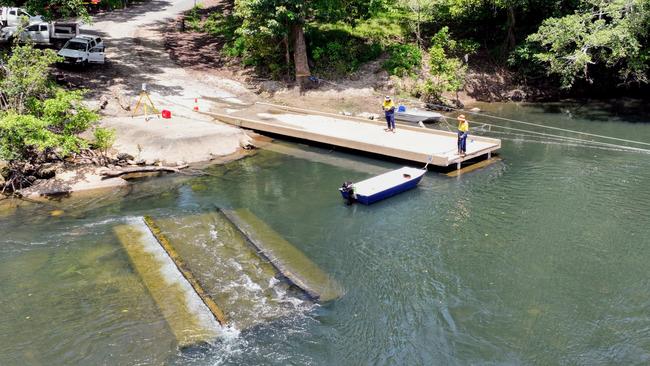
[[1, 101, 649, 365]]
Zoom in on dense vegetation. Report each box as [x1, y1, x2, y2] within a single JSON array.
[[185, 0, 647, 100], [0, 0, 144, 18], [0, 38, 111, 193], [0, 0, 130, 193]]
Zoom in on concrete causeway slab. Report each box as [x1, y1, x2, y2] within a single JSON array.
[[113, 218, 224, 348], [220, 208, 344, 302], [148, 212, 302, 330]]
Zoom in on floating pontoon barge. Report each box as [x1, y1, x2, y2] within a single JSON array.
[[207, 102, 501, 169]]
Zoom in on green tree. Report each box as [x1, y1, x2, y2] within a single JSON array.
[[383, 43, 422, 76], [428, 0, 574, 55], [0, 89, 98, 162], [234, 0, 387, 84], [0, 0, 89, 19], [422, 27, 472, 102], [524, 0, 649, 88], [399, 0, 435, 48], [0, 113, 58, 162], [38, 89, 99, 136], [0, 42, 60, 114], [0, 40, 100, 192]]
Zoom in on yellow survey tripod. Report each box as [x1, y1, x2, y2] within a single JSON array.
[[131, 83, 159, 120]]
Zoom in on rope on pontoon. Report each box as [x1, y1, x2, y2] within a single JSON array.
[[424, 101, 650, 148], [475, 121, 650, 154], [485, 132, 647, 152], [315, 77, 650, 153], [437, 113, 650, 154]]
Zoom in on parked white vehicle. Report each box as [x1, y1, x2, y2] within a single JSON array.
[[57, 35, 105, 65], [0, 21, 79, 46], [0, 7, 43, 28]]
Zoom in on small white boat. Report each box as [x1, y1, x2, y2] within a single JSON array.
[[395, 106, 442, 123], [339, 167, 426, 205]]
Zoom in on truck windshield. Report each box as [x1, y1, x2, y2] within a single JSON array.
[[65, 41, 86, 51]]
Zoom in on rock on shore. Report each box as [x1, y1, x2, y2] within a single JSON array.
[[19, 166, 128, 199], [13, 116, 252, 199]]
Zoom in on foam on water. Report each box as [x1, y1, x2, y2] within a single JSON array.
[[227, 257, 244, 272], [148, 212, 311, 331], [268, 276, 280, 289], [239, 274, 263, 292]]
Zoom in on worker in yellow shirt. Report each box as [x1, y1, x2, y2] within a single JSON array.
[[457, 114, 469, 156], [382, 96, 396, 132]]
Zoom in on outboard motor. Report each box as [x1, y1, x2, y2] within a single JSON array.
[[340, 181, 355, 205]]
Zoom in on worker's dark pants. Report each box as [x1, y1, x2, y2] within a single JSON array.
[[458, 131, 468, 153], [385, 112, 395, 130]]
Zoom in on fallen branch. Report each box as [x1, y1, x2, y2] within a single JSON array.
[[101, 164, 188, 178], [112, 90, 131, 111]]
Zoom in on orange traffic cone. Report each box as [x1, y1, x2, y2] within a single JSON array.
[[193, 98, 199, 112]]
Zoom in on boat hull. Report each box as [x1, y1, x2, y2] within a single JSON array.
[[395, 111, 442, 123], [339, 168, 425, 205]]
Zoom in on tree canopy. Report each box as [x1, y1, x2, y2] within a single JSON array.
[[201, 0, 645, 93], [523, 0, 649, 88], [233, 0, 389, 81]]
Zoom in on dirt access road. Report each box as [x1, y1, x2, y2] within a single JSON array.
[[69, 0, 256, 165], [83, 0, 254, 115]]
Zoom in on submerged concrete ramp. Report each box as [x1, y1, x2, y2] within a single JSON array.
[[113, 218, 224, 348], [220, 208, 344, 302], [148, 211, 299, 330]]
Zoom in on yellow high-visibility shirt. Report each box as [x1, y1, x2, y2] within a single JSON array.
[[458, 120, 469, 132], [382, 100, 395, 111]]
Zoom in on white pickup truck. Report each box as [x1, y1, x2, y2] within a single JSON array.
[[0, 7, 43, 28], [57, 35, 105, 65], [0, 21, 79, 47]]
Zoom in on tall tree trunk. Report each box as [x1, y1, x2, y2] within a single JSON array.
[[291, 23, 310, 89], [283, 32, 291, 81]]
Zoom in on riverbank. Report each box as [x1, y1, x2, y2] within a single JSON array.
[[161, 14, 541, 115], [12, 131, 259, 200]]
